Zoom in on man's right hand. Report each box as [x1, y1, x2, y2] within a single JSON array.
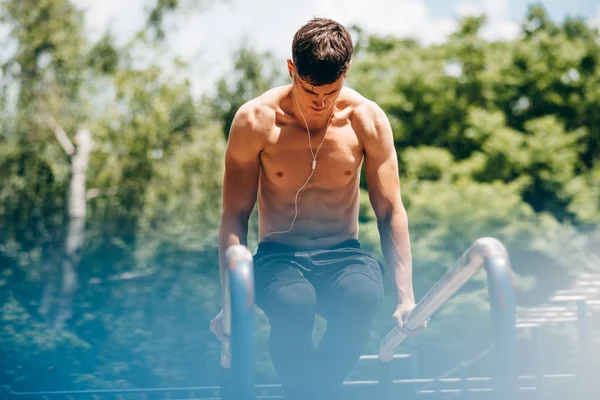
[[209, 309, 230, 343]]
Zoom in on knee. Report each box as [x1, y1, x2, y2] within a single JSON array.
[[269, 282, 317, 320], [334, 273, 382, 316]]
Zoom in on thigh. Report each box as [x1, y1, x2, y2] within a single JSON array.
[[253, 253, 313, 316], [309, 249, 384, 318]]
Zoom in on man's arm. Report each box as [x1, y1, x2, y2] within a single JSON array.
[[218, 103, 263, 303], [360, 103, 415, 308]]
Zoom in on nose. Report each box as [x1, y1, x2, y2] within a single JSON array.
[[314, 97, 325, 108]]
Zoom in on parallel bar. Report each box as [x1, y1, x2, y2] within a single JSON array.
[[222, 245, 255, 400], [377, 237, 516, 399], [378, 237, 512, 359], [485, 253, 517, 399]]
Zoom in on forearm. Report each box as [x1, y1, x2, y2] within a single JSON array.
[[218, 216, 249, 304], [378, 206, 414, 305]]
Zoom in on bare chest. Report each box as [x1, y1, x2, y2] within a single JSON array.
[[259, 124, 364, 191]]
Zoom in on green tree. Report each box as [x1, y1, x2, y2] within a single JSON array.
[[347, 4, 600, 376], [0, 0, 227, 389], [209, 45, 285, 138]]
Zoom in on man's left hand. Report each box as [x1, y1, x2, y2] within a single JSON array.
[[393, 302, 428, 336]]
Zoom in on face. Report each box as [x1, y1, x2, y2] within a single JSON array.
[[287, 59, 346, 116]]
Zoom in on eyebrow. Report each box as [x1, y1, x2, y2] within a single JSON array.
[[302, 85, 340, 95]]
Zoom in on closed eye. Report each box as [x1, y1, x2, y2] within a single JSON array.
[[304, 88, 339, 96]]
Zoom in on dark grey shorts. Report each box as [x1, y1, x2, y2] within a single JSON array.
[[253, 239, 385, 318]]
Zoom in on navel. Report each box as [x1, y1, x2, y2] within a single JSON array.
[[276, 171, 284, 178], [344, 170, 352, 176]]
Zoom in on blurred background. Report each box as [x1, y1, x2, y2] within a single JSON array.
[[1, 0, 599, 396]]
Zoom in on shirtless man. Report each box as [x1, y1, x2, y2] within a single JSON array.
[[210, 17, 425, 400]]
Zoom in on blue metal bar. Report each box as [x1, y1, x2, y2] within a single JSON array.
[[223, 245, 255, 400], [483, 250, 517, 399], [378, 237, 517, 399]]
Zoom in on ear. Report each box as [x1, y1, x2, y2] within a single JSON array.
[[343, 60, 352, 78], [286, 59, 295, 79]]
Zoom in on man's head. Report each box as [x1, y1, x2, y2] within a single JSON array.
[[288, 18, 353, 87]]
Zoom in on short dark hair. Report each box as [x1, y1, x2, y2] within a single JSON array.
[[292, 18, 353, 86]]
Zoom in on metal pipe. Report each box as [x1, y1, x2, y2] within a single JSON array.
[[485, 252, 517, 399], [378, 237, 516, 398], [222, 245, 255, 400]]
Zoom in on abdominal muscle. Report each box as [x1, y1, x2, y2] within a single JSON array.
[[255, 90, 365, 250], [257, 171, 362, 250]]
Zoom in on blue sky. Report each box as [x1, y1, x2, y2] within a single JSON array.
[[425, 0, 597, 20], [75, 0, 600, 94]]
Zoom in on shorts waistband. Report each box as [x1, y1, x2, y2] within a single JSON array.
[[256, 238, 361, 255]]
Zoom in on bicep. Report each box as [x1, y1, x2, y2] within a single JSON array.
[[221, 109, 262, 221]]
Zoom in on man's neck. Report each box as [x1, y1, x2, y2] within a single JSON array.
[[286, 85, 337, 132], [305, 114, 334, 133], [292, 103, 336, 133]]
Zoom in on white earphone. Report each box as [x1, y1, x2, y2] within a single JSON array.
[[255, 72, 333, 247]]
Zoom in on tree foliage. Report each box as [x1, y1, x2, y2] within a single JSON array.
[[347, 5, 600, 374], [1, 0, 225, 389]]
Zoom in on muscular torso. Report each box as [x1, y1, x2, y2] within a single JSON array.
[[257, 88, 365, 249]]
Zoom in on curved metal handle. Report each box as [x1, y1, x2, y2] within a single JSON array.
[[221, 245, 255, 369], [220, 245, 255, 400], [378, 237, 512, 361]]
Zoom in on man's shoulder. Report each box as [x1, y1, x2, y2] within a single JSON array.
[[341, 87, 388, 133], [234, 86, 287, 131]]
